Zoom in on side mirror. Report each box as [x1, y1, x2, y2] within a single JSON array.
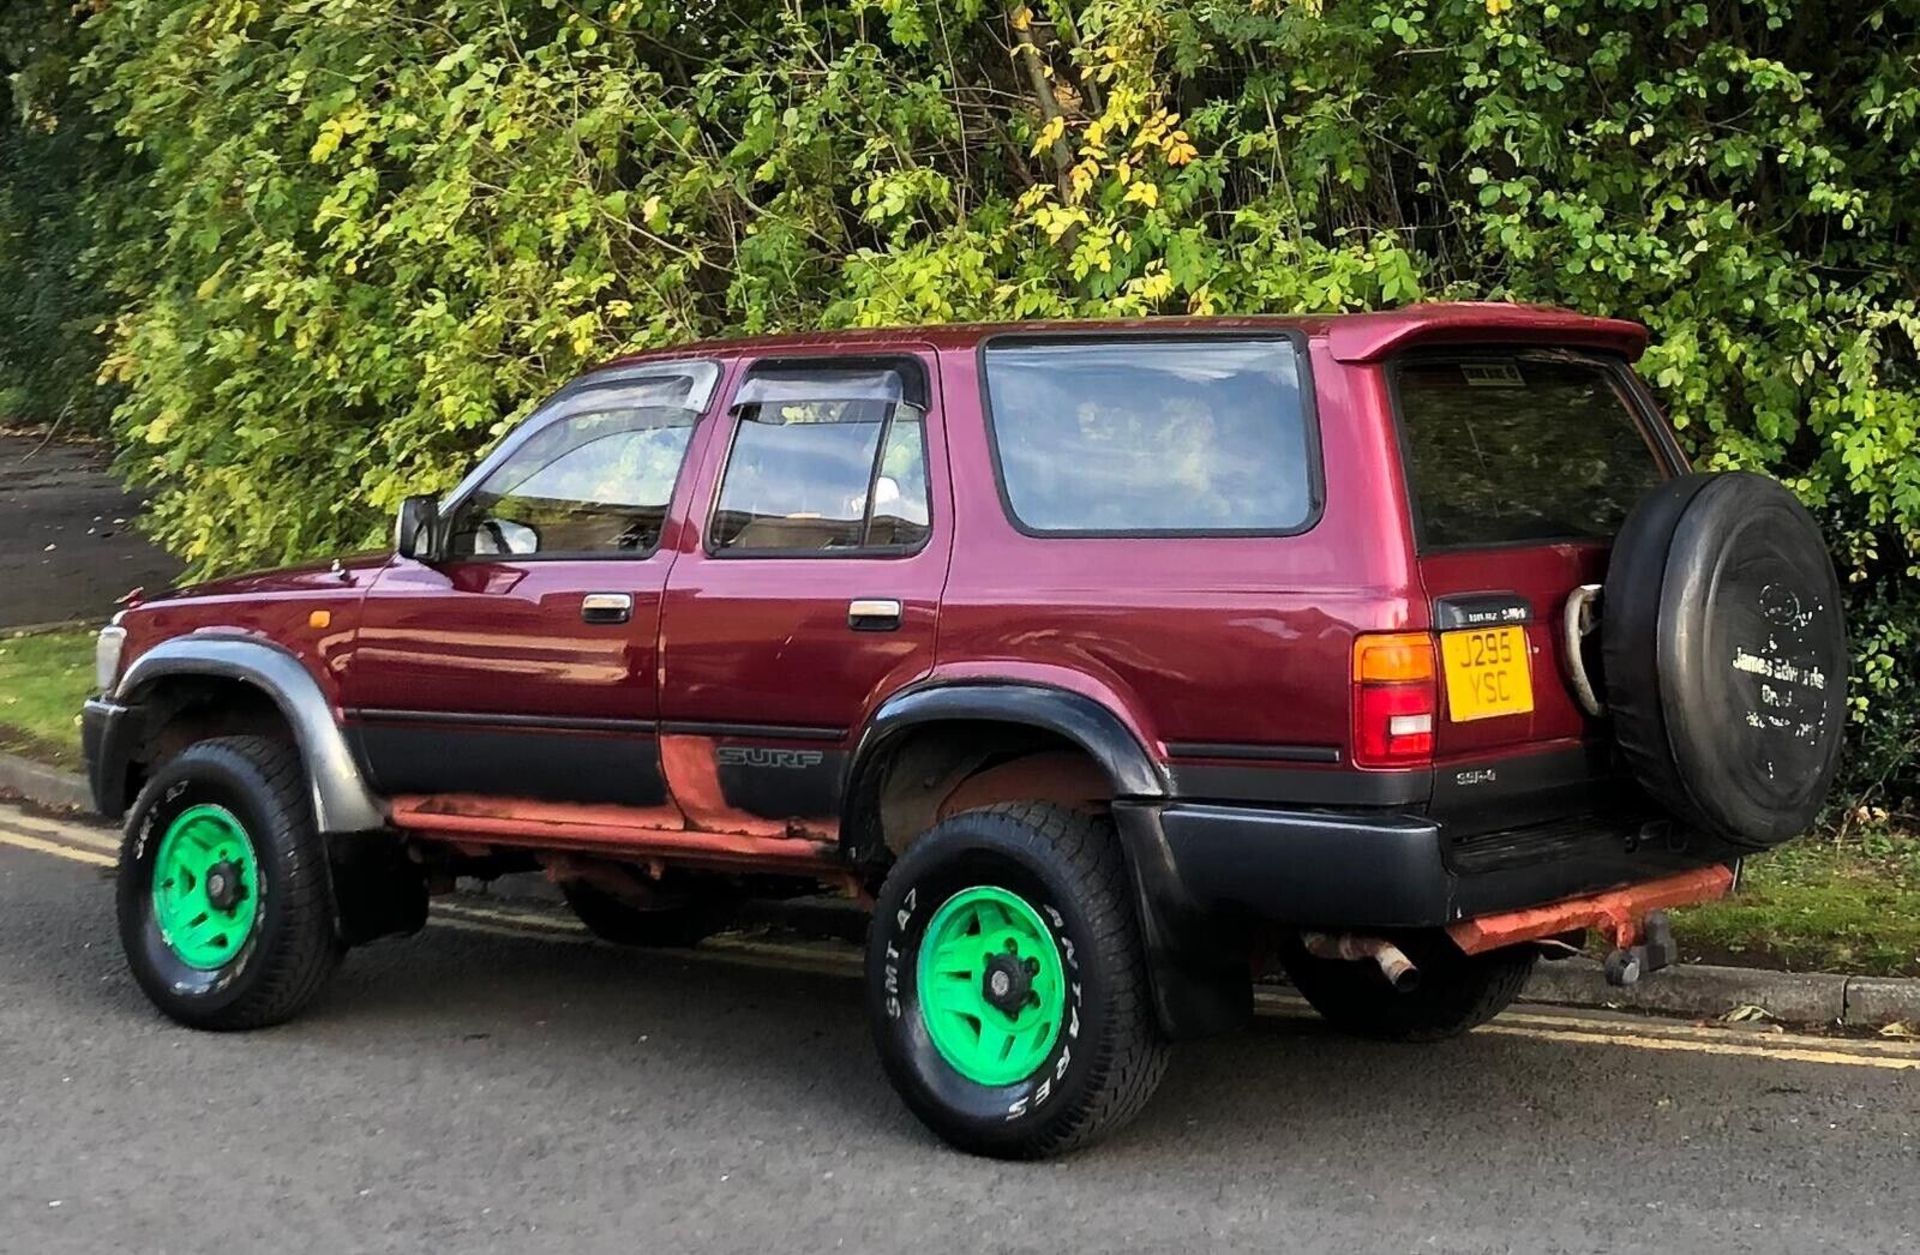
[[395, 494, 442, 562]]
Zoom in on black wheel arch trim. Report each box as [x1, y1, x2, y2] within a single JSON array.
[[841, 681, 1168, 860], [840, 682, 1251, 1040]]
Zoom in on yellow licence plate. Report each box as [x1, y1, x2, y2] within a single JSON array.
[[1440, 626, 1534, 722]]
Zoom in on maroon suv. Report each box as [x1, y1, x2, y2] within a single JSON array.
[[82, 303, 1846, 1157]]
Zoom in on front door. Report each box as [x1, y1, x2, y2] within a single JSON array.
[[342, 361, 721, 806], [656, 351, 951, 834]]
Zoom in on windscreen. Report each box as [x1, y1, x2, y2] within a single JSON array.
[[1395, 354, 1666, 548]]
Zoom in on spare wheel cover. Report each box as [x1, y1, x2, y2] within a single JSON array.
[[1602, 471, 1846, 848]]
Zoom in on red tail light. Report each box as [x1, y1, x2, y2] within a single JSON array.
[[1352, 633, 1438, 768]]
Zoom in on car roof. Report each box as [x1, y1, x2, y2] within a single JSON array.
[[594, 302, 1649, 374]]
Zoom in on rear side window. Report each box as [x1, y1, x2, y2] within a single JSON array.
[[982, 337, 1315, 535], [1395, 355, 1666, 548], [709, 363, 932, 555]]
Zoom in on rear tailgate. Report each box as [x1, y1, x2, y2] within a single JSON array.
[[1391, 350, 1683, 845]]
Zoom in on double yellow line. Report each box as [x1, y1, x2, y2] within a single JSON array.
[[0, 810, 116, 867], [6, 807, 1918, 1072]]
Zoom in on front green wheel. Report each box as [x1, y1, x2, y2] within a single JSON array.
[[119, 736, 342, 1030], [149, 804, 262, 970]]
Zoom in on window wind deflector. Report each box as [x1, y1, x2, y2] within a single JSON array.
[[734, 367, 917, 410], [568, 359, 722, 413]]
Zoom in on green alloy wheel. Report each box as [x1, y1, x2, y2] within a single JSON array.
[[867, 802, 1170, 1159], [119, 735, 342, 1030], [916, 886, 1067, 1086], [149, 804, 261, 969]]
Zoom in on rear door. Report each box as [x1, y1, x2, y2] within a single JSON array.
[[655, 351, 950, 834], [1391, 350, 1684, 833]]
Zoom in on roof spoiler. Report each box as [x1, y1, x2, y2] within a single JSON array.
[[1326, 303, 1649, 364]]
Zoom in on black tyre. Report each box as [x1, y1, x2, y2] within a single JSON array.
[[1281, 932, 1535, 1042], [561, 882, 729, 947], [1603, 471, 1847, 848], [866, 802, 1169, 1159], [118, 736, 342, 1030]]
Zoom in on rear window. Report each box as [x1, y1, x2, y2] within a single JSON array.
[[982, 337, 1316, 535], [1394, 355, 1666, 548]]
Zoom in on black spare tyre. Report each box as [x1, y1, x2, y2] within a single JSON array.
[[1603, 471, 1846, 849]]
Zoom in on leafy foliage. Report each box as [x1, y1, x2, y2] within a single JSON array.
[[10, 0, 1920, 799], [0, 2, 122, 433]]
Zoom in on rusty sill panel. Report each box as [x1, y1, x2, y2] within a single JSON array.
[[388, 794, 844, 874]]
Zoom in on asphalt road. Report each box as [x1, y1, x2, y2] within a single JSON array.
[[2, 807, 1916, 1254]]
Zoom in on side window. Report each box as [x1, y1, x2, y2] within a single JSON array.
[[982, 337, 1315, 535], [449, 406, 698, 558], [709, 364, 933, 555]]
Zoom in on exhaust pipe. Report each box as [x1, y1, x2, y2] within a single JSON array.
[[1301, 932, 1421, 993]]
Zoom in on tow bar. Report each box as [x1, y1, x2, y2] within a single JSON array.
[[1599, 910, 1678, 986], [1444, 864, 1736, 986]]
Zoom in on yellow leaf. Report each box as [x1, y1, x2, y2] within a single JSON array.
[[1124, 181, 1160, 208], [1011, 5, 1032, 31], [309, 119, 343, 163], [1030, 115, 1066, 156], [1069, 158, 1098, 200], [1033, 205, 1086, 243], [1721, 1004, 1774, 1024], [194, 261, 231, 301]]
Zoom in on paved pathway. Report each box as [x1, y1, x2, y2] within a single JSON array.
[[0, 431, 179, 627]]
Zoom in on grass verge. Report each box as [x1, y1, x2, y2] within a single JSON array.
[[0, 628, 95, 769], [1673, 833, 1920, 978]]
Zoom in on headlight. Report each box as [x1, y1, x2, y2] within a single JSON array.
[[94, 621, 128, 693]]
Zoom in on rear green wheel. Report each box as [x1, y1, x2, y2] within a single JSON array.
[[867, 802, 1170, 1159], [917, 886, 1067, 1087]]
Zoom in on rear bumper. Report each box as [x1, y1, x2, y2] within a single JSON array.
[[81, 696, 136, 819], [1119, 799, 1734, 933], [1112, 797, 1736, 1039]]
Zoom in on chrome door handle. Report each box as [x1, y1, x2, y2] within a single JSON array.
[[581, 592, 634, 625], [848, 598, 903, 632]]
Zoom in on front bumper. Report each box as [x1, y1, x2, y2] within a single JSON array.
[[1119, 799, 1733, 933], [80, 696, 137, 819]]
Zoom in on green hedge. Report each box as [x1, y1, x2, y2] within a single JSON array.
[[9, 0, 1920, 803]]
